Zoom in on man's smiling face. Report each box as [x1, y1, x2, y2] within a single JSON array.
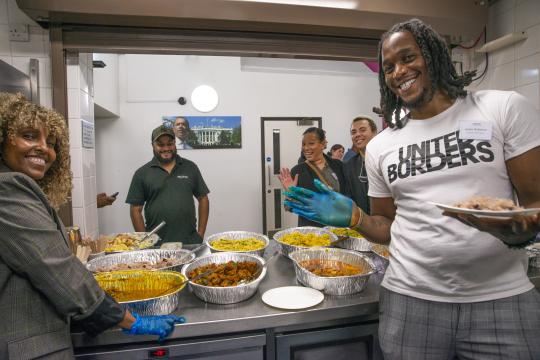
[[381, 31, 433, 110], [152, 135, 176, 164]]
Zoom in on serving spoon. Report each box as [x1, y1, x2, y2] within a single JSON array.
[[329, 236, 351, 247], [238, 250, 279, 285], [178, 267, 216, 287], [139, 221, 166, 243], [176, 243, 207, 264]]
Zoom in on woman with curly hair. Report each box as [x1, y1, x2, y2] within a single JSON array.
[[0, 93, 185, 359]]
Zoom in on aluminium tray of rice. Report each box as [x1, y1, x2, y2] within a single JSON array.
[[273, 227, 337, 258], [210, 238, 266, 252], [205, 231, 270, 257], [94, 270, 186, 315], [280, 232, 331, 247]]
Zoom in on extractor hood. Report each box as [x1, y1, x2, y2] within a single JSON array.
[[17, 0, 487, 42]]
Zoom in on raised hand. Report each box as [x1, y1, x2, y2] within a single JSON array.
[[284, 179, 354, 227], [278, 167, 298, 191]]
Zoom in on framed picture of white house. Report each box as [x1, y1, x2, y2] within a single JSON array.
[[162, 115, 242, 149]]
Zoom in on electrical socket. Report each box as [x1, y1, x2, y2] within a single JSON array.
[[9, 24, 30, 42]]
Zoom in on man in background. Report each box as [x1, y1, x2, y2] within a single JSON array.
[[173, 116, 193, 150], [342, 123, 361, 162], [344, 116, 377, 214], [126, 125, 209, 245]]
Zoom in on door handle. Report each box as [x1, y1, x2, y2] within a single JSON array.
[[268, 165, 271, 186]]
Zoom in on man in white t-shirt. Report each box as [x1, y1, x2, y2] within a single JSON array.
[[284, 18, 540, 359]]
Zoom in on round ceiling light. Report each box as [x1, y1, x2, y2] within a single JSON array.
[[191, 85, 219, 112]]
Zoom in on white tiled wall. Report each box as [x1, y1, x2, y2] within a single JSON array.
[[67, 53, 99, 239], [464, 0, 540, 109], [0, 0, 52, 108]]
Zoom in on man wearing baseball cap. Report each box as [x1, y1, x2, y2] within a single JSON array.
[[126, 125, 210, 245]]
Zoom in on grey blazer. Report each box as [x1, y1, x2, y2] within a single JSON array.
[[0, 164, 124, 359]]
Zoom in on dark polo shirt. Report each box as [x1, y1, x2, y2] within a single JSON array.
[[126, 155, 209, 245]]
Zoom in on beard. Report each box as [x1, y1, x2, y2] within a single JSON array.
[[403, 85, 434, 109], [154, 150, 175, 164]]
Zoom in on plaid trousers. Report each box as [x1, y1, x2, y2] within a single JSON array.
[[378, 287, 540, 360]]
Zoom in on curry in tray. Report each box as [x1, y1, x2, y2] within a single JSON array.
[[188, 261, 259, 287]]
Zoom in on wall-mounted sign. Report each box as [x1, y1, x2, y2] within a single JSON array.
[[162, 115, 241, 150], [81, 119, 95, 148]]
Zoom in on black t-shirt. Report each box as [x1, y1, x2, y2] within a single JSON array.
[[126, 155, 209, 244]]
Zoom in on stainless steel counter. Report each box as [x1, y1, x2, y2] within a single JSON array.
[[72, 248, 382, 348], [72, 247, 540, 350]]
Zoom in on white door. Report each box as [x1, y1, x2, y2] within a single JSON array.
[[262, 118, 319, 235]]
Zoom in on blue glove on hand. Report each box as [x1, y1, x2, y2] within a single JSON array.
[[284, 179, 354, 227], [123, 312, 186, 341]]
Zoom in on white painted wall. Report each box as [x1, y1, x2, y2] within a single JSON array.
[[95, 54, 379, 237]]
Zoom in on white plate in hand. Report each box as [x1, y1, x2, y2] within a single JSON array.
[[262, 286, 324, 310], [429, 202, 540, 219]]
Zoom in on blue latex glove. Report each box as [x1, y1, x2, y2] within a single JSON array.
[[123, 312, 186, 341], [284, 179, 354, 227]]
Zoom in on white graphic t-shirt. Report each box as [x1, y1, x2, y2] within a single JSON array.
[[366, 90, 540, 302]]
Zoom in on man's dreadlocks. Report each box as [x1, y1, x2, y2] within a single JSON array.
[[377, 19, 475, 129]]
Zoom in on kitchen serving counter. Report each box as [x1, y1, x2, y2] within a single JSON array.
[[73, 246, 382, 345], [72, 246, 540, 360]]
